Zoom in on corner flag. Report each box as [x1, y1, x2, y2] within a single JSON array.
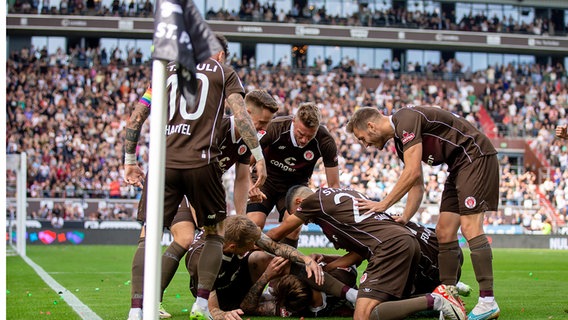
[[152, 0, 221, 106]]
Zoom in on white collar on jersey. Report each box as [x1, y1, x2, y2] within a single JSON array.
[[290, 121, 300, 147]]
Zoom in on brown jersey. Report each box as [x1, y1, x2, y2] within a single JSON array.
[[217, 115, 251, 173], [392, 106, 497, 170], [294, 188, 414, 260], [163, 59, 245, 169], [258, 116, 338, 192], [186, 230, 253, 310], [404, 221, 440, 294]]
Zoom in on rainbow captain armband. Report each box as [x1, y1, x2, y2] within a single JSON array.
[[139, 88, 152, 107]]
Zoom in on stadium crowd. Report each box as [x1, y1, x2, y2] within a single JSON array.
[[5, 44, 568, 232], [206, 2, 561, 36], [7, 0, 566, 36]]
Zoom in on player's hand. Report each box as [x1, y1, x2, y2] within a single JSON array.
[[252, 159, 267, 189], [210, 308, 243, 320], [248, 187, 267, 203], [393, 214, 409, 225], [124, 164, 145, 188], [303, 257, 324, 286], [355, 198, 387, 215], [309, 253, 325, 264], [264, 256, 289, 280], [556, 125, 568, 139]]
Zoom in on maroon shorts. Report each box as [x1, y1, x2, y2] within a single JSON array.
[[357, 235, 421, 302], [246, 183, 302, 222], [137, 192, 196, 228], [441, 154, 500, 215], [247, 183, 307, 222], [137, 164, 226, 228]]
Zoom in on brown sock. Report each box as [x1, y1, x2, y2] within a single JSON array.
[[370, 296, 430, 320], [438, 240, 460, 286], [160, 241, 187, 301], [279, 237, 298, 248], [302, 270, 347, 297], [469, 234, 494, 294], [196, 234, 224, 294], [131, 237, 145, 308]]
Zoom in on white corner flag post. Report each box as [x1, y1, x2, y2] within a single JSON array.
[[143, 59, 168, 320], [17, 152, 27, 256]]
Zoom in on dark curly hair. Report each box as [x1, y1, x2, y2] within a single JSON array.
[[272, 274, 312, 314]]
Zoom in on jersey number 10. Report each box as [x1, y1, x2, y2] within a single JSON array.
[[167, 72, 208, 121]]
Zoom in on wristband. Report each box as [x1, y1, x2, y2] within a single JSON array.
[[251, 146, 264, 162], [124, 153, 137, 165]]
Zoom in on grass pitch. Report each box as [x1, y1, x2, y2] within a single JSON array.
[[6, 245, 568, 319]]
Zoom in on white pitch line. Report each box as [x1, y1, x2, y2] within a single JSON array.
[[21, 255, 103, 320]]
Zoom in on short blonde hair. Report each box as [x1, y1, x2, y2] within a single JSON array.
[[346, 107, 381, 133], [224, 215, 261, 247], [296, 102, 321, 128]]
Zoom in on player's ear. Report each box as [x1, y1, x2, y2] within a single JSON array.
[[226, 242, 237, 252]]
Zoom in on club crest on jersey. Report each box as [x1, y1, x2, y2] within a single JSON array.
[[360, 272, 368, 283], [238, 145, 248, 155], [304, 150, 315, 161], [257, 130, 267, 139], [464, 196, 477, 209], [401, 130, 415, 145]]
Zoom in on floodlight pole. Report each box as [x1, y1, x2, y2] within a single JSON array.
[[143, 59, 167, 320]]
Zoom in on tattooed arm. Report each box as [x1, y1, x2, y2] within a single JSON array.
[[256, 233, 324, 285], [240, 256, 288, 315], [226, 93, 267, 189], [123, 101, 150, 188]]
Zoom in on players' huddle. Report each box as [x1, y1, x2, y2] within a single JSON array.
[[124, 34, 500, 320]]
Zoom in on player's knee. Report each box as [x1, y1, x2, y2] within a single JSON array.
[[460, 222, 485, 240], [172, 232, 194, 249], [170, 223, 196, 249], [435, 225, 458, 242], [354, 297, 380, 320], [353, 307, 369, 320]]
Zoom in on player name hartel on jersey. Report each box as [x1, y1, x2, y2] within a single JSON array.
[[165, 123, 191, 136]]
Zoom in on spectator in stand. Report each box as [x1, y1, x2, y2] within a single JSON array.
[[51, 210, 64, 228], [9, 1, 566, 36]]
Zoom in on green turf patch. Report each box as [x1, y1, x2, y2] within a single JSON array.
[[7, 246, 568, 319], [6, 255, 80, 320]]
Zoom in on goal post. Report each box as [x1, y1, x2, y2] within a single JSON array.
[[6, 152, 27, 257]]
